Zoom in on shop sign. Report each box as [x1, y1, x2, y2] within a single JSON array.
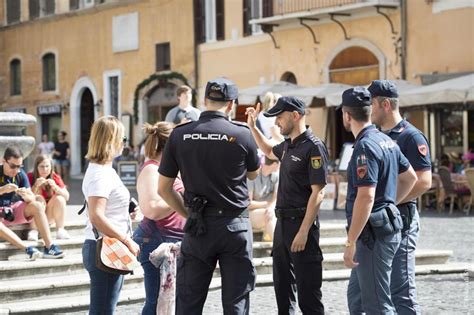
[[4, 107, 27, 113], [37, 104, 62, 115], [117, 161, 139, 187]]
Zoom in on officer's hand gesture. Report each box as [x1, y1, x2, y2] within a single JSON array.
[[245, 103, 261, 129], [343, 244, 359, 268], [291, 230, 308, 252]]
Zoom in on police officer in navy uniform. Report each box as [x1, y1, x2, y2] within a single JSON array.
[[369, 80, 432, 315], [158, 77, 260, 315], [339, 87, 418, 314], [246, 96, 328, 314]]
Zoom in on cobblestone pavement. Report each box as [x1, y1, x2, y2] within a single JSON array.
[[100, 211, 473, 315]]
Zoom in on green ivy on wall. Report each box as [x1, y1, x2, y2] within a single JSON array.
[[133, 71, 189, 124]]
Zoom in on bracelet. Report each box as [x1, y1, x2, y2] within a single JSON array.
[[345, 240, 355, 248], [121, 234, 129, 243]]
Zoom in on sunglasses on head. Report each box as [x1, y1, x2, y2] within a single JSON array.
[[6, 161, 23, 170]]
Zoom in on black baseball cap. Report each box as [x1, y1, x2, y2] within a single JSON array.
[[337, 87, 372, 110], [263, 96, 305, 117], [368, 80, 399, 98], [205, 77, 238, 102]]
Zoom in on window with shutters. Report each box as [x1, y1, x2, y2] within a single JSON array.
[[243, 0, 252, 37], [69, 0, 80, 10], [243, 0, 262, 36], [42, 53, 56, 92], [10, 59, 21, 96], [29, 0, 55, 19], [156, 43, 171, 72], [215, 0, 224, 40], [194, 0, 206, 44], [6, 0, 21, 24], [109, 76, 119, 117]]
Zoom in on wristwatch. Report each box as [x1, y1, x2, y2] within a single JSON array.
[[345, 240, 355, 248]]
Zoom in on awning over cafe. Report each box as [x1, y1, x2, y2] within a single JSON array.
[[279, 83, 351, 107], [324, 79, 420, 107], [238, 81, 305, 105], [399, 73, 474, 107]]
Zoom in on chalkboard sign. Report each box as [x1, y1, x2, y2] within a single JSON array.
[[117, 161, 139, 187]]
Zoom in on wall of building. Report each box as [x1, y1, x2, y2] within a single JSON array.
[[0, 0, 195, 139], [406, 1, 474, 80]]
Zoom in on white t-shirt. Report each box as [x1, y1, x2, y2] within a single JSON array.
[[257, 112, 276, 139], [38, 141, 55, 155], [82, 163, 131, 240]]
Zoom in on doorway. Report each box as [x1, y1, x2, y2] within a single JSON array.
[[328, 46, 380, 159], [80, 89, 94, 172]]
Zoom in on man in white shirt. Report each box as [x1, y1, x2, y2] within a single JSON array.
[[165, 85, 201, 125], [37, 134, 54, 157]]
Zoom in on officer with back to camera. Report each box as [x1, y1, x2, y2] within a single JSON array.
[[369, 80, 432, 315], [246, 96, 328, 314], [158, 77, 260, 315], [339, 87, 418, 314]]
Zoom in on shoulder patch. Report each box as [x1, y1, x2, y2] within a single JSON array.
[[173, 120, 193, 129], [311, 156, 322, 169], [230, 120, 250, 129]]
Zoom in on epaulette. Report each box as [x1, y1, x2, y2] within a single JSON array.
[[230, 120, 250, 129], [173, 120, 193, 129]]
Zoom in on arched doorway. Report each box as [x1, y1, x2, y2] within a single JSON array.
[[280, 71, 297, 84], [145, 82, 179, 123], [80, 89, 94, 172], [328, 46, 381, 159]]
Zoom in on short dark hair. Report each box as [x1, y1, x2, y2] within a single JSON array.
[[4, 146, 23, 160], [343, 106, 371, 122], [376, 96, 399, 110], [176, 85, 192, 97], [59, 130, 67, 137]]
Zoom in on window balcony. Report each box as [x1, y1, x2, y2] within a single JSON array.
[[253, 0, 399, 26]]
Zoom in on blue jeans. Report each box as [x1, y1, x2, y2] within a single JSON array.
[[133, 225, 181, 315], [347, 231, 401, 315], [82, 239, 124, 315], [391, 208, 421, 314]]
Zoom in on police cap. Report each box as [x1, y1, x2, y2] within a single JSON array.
[[337, 87, 372, 110], [263, 96, 305, 117], [368, 80, 399, 98], [205, 77, 238, 102]]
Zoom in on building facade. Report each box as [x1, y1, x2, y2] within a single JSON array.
[[196, 0, 473, 160], [0, 0, 196, 175]]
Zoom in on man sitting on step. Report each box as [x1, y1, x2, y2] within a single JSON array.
[[0, 146, 64, 260]]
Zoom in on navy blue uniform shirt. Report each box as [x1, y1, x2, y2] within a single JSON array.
[[0, 165, 30, 207], [159, 111, 260, 212], [385, 119, 431, 204], [272, 128, 329, 209], [346, 125, 410, 222]]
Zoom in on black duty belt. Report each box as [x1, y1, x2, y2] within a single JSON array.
[[275, 207, 306, 219], [202, 206, 249, 218], [398, 203, 416, 232]]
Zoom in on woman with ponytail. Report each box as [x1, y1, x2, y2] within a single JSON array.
[[133, 122, 185, 315]]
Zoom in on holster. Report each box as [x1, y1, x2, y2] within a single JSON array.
[[367, 204, 403, 239], [183, 196, 208, 237], [398, 203, 416, 232]]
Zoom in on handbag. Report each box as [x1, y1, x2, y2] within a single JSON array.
[[95, 235, 140, 275]]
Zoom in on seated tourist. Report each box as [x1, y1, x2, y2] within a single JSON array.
[[0, 146, 64, 259], [28, 155, 70, 240]]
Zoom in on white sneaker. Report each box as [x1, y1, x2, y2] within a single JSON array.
[[56, 228, 71, 240], [27, 230, 39, 241]]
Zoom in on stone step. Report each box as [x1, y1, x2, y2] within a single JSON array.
[[0, 271, 144, 302], [0, 237, 85, 260], [211, 249, 453, 277], [1, 262, 470, 315], [6, 220, 86, 241]]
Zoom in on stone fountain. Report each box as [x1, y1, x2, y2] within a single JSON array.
[[0, 112, 37, 159]]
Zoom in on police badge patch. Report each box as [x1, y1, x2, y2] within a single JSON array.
[[311, 156, 322, 169], [418, 144, 427, 156], [356, 154, 368, 179]]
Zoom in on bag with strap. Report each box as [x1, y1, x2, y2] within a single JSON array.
[[95, 235, 140, 275], [80, 201, 140, 275]]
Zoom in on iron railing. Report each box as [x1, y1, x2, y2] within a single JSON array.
[[262, 0, 395, 17]]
